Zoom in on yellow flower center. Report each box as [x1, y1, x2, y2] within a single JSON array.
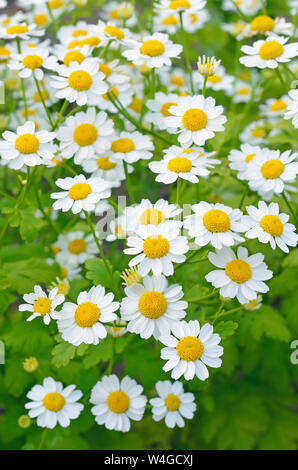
[[225, 259, 252, 283], [99, 62, 112, 77], [104, 25, 125, 39], [56, 280, 69, 295], [203, 209, 231, 232], [139, 208, 166, 226], [74, 302, 100, 327], [107, 391, 130, 413], [140, 40, 165, 57], [237, 87, 250, 95], [261, 159, 284, 179], [251, 127, 265, 138], [250, 15, 274, 32], [138, 291, 167, 319], [63, 50, 85, 66], [68, 238, 87, 254], [43, 392, 65, 412], [189, 13, 198, 23], [33, 297, 51, 315], [111, 138, 135, 153], [245, 153, 256, 163], [15, 134, 40, 154], [165, 394, 180, 411], [61, 267, 68, 279], [97, 156, 116, 170], [143, 235, 170, 258], [161, 101, 177, 117], [129, 97, 143, 113], [0, 46, 10, 57], [51, 244, 60, 256], [23, 357, 39, 373], [7, 25, 29, 34], [22, 54, 43, 70], [270, 99, 287, 112], [162, 16, 179, 25], [73, 123, 98, 147], [260, 214, 284, 236], [68, 70, 92, 91], [33, 89, 48, 102], [81, 36, 101, 47], [68, 182, 92, 200], [169, 0, 190, 9], [171, 75, 185, 86], [110, 9, 119, 19], [72, 29, 88, 37], [182, 108, 208, 131], [102, 85, 119, 101], [176, 336, 204, 361], [48, 0, 64, 8], [259, 40, 283, 60], [167, 156, 192, 173], [34, 14, 48, 26], [207, 74, 222, 84]]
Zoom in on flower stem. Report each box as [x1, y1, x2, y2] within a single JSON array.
[[239, 182, 249, 210], [38, 428, 48, 450], [202, 76, 208, 97], [34, 78, 54, 127], [46, 2, 59, 32], [281, 191, 297, 223], [275, 67, 287, 89]]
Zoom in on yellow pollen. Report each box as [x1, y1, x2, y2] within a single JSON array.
[[33, 89, 48, 102], [97, 156, 116, 170], [63, 50, 85, 66], [43, 392, 65, 412], [68, 182, 92, 200], [48, 0, 64, 8], [99, 62, 112, 77], [250, 15, 274, 32], [0, 46, 10, 57], [203, 209, 231, 232], [189, 13, 198, 23], [140, 40, 165, 57], [129, 97, 143, 113], [183, 148, 195, 154], [115, 224, 125, 236], [162, 16, 179, 25], [182, 108, 208, 131], [251, 127, 265, 138], [104, 25, 125, 39], [57, 279, 69, 295], [225, 259, 252, 283], [143, 235, 170, 258], [139, 208, 165, 226], [68, 238, 87, 254], [260, 214, 284, 237], [169, 0, 190, 9], [67, 40, 81, 49], [75, 302, 100, 327], [161, 101, 177, 117], [68, 70, 92, 91], [207, 74, 222, 84], [121, 267, 142, 286], [168, 156, 192, 173], [171, 75, 185, 86], [22, 54, 43, 70], [259, 40, 283, 60], [23, 357, 39, 373], [34, 14, 48, 26], [73, 123, 98, 147], [15, 134, 39, 154], [261, 159, 284, 179], [33, 297, 51, 315], [138, 291, 167, 319], [72, 29, 88, 37], [110, 9, 119, 19], [111, 138, 135, 153], [81, 36, 101, 47], [270, 99, 287, 112], [245, 153, 256, 163], [61, 267, 68, 279], [107, 391, 130, 413], [165, 394, 180, 411], [7, 25, 29, 34], [51, 244, 60, 256], [237, 87, 250, 95], [102, 85, 119, 100], [176, 336, 204, 361]]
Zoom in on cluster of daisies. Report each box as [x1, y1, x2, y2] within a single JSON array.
[[0, 0, 297, 435]]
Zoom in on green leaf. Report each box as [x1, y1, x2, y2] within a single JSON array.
[[85, 258, 121, 289], [4, 207, 46, 243], [215, 320, 238, 339], [282, 248, 298, 268]]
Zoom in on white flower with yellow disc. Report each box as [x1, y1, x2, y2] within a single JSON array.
[[233, 80, 252, 103], [19, 285, 65, 325], [145, 92, 180, 131], [155, 0, 206, 14], [8, 46, 57, 80], [228, 143, 262, 180], [81, 154, 130, 189], [0, 22, 43, 40], [237, 15, 293, 40], [259, 95, 291, 119], [109, 130, 154, 163], [240, 35, 298, 69], [284, 89, 298, 128], [55, 231, 97, 266]]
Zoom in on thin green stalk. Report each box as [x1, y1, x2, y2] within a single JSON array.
[[46, 2, 59, 32], [151, 68, 156, 98], [202, 76, 208, 96], [176, 178, 182, 205], [188, 290, 217, 303], [38, 428, 48, 451], [239, 182, 249, 210], [99, 39, 113, 59], [275, 67, 287, 89], [52, 99, 69, 130], [106, 338, 116, 375], [281, 191, 297, 223], [34, 78, 54, 127], [34, 186, 58, 235]]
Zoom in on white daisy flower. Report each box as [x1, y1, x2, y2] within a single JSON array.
[[8, 46, 57, 80], [238, 15, 294, 40], [25, 377, 84, 429], [54, 285, 119, 346], [145, 92, 179, 131], [120, 274, 187, 339], [184, 202, 246, 249], [106, 215, 131, 242], [122, 198, 182, 232], [155, 0, 206, 14], [50, 58, 108, 106], [81, 154, 130, 189], [158, 66, 188, 92], [150, 380, 196, 428], [160, 320, 223, 381], [149, 145, 213, 184], [228, 143, 262, 180], [19, 285, 65, 325], [0, 121, 56, 170], [259, 95, 291, 119], [153, 11, 180, 35], [122, 32, 182, 69], [51, 174, 111, 214], [194, 65, 234, 94], [124, 221, 189, 276], [234, 80, 252, 103], [245, 149, 298, 197], [106, 317, 127, 338], [223, 0, 261, 16], [98, 58, 130, 86], [243, 201, 298, 253], [206, 246, 273, 304], [98, 21, 131, 43], [240, 35, 298, 69], [239, 120, 269, 144], [164, 95, 227, 147], [90, 374, 147, 432], [57, 108, 115, 164], [56, 22, 105, 48], [56, 44, 91, 67], [182, 9, 209, 32], [284, 89, 298, 128], [109, 131, 154, 164], [0, 23, 44, 40], [101, 1, 136, 28], [55, 231, 98, 266], [243, 294, 263, 311]]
